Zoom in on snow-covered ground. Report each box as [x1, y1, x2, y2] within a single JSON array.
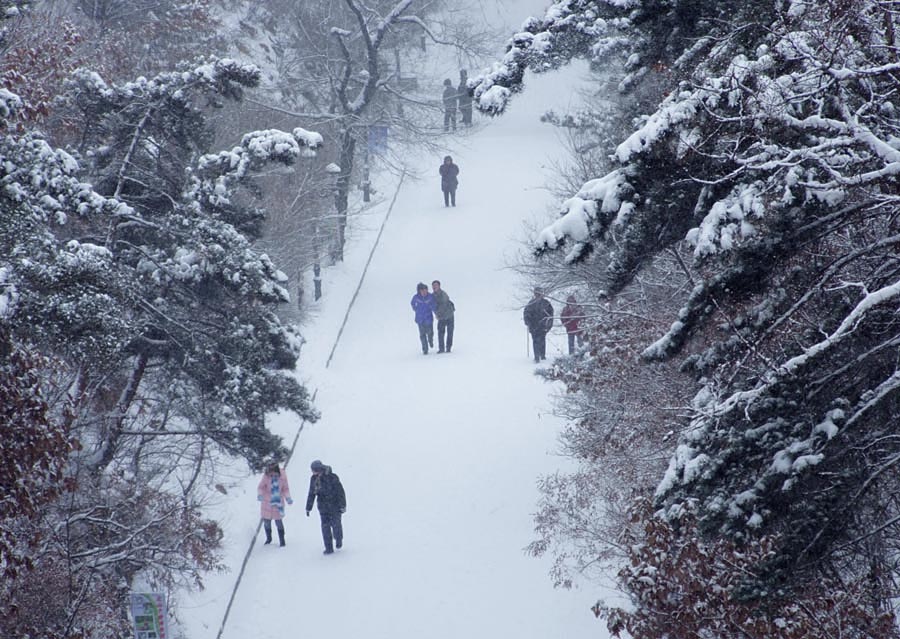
[[177, 4, 612, 638]]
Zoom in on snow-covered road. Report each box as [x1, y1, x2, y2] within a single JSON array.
[[177, 23, 607, 639]]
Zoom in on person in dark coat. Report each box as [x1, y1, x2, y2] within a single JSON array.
[[439, 155, 459, 207], [442, 78, 457, 132], [305, 459, 346, 555], [410, 282, 436, 354], [457, 69, 473, 127], [431, 279, 455, 353], [523, 287, 554, 362], [560, 294, 585, 355]]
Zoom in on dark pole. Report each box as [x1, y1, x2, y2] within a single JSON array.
[[313, 224, 322, 301]]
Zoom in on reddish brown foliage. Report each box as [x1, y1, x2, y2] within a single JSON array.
[[0, 18, 84, 126], [0, 348, 76, 578], [596, 499, 898, 639]]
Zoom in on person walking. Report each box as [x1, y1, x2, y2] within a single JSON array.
[[257, 462, 293, 547], [561, 294, 585, 355], [457, 69, 473, 127], [439, 155, 459, 207], [431, 279, 456, 353], [305, 459, 346, 555], [442, 78, 457, 132], [523, 287, 554, 362], [410, 282, 436, 354]]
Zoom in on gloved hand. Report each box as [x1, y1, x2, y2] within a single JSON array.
[[257, 495, 262, 502], [340, 508, 346, 514], [287, 498, 293, 505], [306, 510, 310, 517]]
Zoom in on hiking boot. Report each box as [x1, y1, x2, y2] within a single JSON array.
[[336, 540, 343, 549], [323, 548, 334, 555]]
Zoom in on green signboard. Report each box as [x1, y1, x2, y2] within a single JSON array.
[[130, 592, 168, 639]]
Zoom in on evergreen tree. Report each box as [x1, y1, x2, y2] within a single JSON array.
[[0, 51, 322, 633]]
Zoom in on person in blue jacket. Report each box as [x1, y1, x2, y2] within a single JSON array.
[[410, 282, 436, 354]]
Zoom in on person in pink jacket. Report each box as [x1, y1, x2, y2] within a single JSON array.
[[257, 462, 293, 546]]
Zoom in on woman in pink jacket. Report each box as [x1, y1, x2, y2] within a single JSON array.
[[257, 463, 293, 546]]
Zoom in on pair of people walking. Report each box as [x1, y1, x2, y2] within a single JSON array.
[[257, 459, 346, 555], [523, 290, 588, 361], [410, 280, 456, 355], [441, 69, 473, 132]]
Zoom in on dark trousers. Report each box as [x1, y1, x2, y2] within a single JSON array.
[[437, 317, 454, 351], [320, 511, 343, 551], [460, 105, 472, 126], [443, 108, 457, 131], [567, 332, 579, 354], [530, 329, 548, 361], [443, 188, 456, 207], [418, 321, 434, 353], [262, 519, 285, 545]]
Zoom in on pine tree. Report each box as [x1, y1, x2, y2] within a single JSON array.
[[0, 50, 323, 633]]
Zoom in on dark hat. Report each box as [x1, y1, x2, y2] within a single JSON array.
[[310, 459, 325, 472], [444, 78, 452, 86], [533, 287, 543, 295], [417, 282, 428, 291]]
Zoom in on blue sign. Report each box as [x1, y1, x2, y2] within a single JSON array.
[[368, 125, 388, 155]]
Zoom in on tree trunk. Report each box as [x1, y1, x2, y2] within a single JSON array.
[[94, 352, 148, 472], [333, 129, 356, 262]]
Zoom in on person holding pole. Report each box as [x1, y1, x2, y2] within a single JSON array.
[[523, 287, 554, 363]]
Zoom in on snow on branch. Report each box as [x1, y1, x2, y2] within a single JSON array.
[[535, 168, 634, 262], [65, 57, 260, 109], [192, 128, 322, 206], [470, 0, 622, 115], [711, 277, 900, 418], [371, 0, 414, 50], [0, 87, 22, 118]]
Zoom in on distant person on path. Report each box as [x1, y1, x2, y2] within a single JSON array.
[[439, 155, 459, 207], [431, 279, 456, 353], [523, 288, 554, 362], [457, 69, 473, 127], [442, 78, 457, 132], [561, 294, 585, 355], [305, 459, 346, 555], [257, 462, 293, 547], [411, 282, 436, 354]]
